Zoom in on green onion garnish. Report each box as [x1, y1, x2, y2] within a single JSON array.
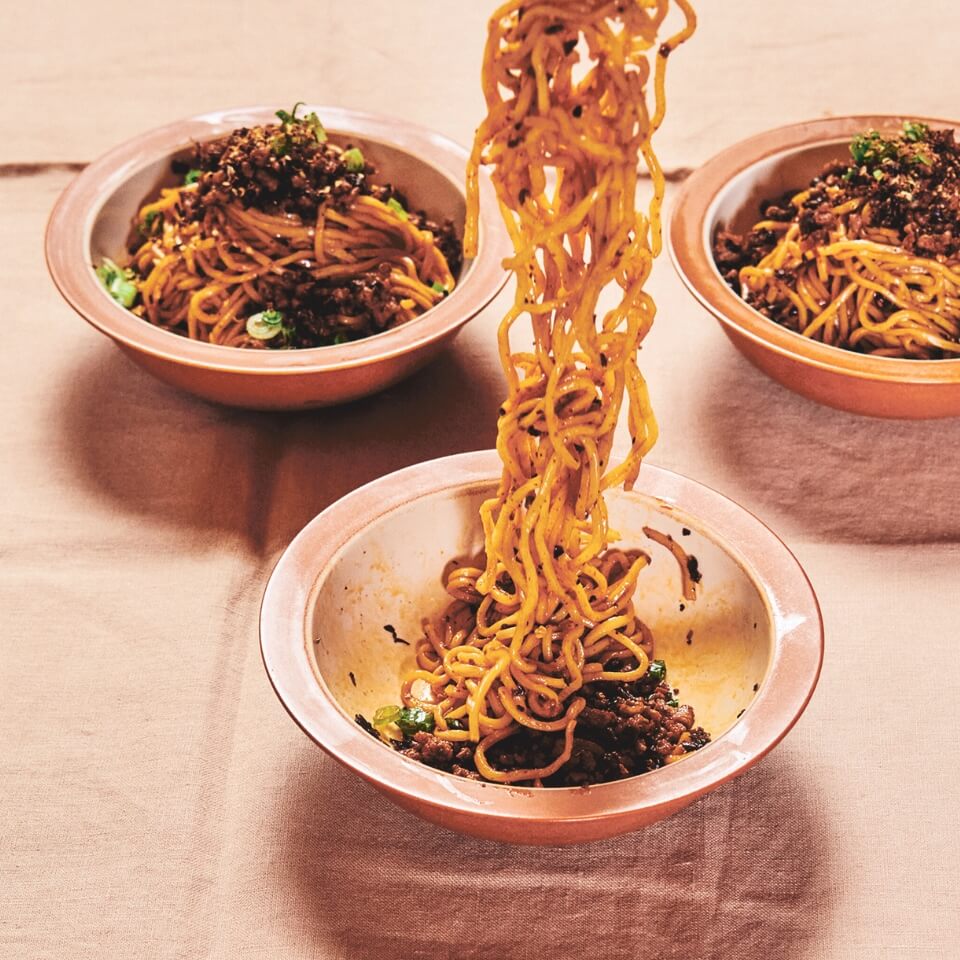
[[372, 705, 402, 728], [184, 168, 202, 185], [139, 210, 160, 237], [95, 258, 138, 308], [342, 147, 365, 173], [397, 707, 435, 735], [386, 197, 409, 221], [902, 120, 929, 143], [246, 309, 285, 340]]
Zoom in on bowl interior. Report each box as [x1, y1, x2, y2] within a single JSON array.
[[708, 139, 848, 244], [89, 131, 470, 301], [307, 480, 773, 777]]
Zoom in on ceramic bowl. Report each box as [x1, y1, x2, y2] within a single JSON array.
[[670, 115, 960, 419], [260, 450, 823, 845], [45, 106, 510, 410]]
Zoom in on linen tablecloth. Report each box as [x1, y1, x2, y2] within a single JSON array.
[[3, 2, 959, 957]]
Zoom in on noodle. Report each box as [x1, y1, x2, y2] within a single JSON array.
[[377, 0, 701, 785], [98, 108, 459, 349], [716, 122, 960, 360], [129, 190, 454, 347], [738, 213, 960, 358]]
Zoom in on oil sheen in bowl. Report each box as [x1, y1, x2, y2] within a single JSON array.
[[260, 450, 823, 845]]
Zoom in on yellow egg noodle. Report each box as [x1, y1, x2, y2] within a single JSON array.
[[395, 0, 698, 784]]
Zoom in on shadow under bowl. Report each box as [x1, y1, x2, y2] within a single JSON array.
[[670, 114, 960, 419], [260, 450, 823, 845], [45, 105, 510, 410]]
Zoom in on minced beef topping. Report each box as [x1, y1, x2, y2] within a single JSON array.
[[714, 122, 960, 288], [161, 106, 461, 348], [357, 666, 710, 788]]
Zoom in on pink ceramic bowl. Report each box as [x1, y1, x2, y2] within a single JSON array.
[[260, 450, 823, 845], [45, 106, 510, 410], [670, 115, 960, 419]]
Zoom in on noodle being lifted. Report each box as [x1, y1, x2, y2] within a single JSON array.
[[94, 104, 460, 349], [361, 0, 705, 786]]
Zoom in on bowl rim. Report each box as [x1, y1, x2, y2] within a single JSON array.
[[669, 113, 960, 384], [44, 104, 511, 375], [259, 449, 823, 826]]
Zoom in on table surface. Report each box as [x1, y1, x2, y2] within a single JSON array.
[[4, 2, 960, 958]]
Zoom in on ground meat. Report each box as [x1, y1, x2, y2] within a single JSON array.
[[358, 666, 711, 788], [186, 120, 363, 220], [167, 111, 461, 348], [713, 124, 960, 353], [402, 732, 455, 766]]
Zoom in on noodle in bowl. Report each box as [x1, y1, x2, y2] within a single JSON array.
[[259, 451, 823, 845], [670, 116, 960, 418], [45, 106, 511, 409]]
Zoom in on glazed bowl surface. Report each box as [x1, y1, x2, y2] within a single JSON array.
[[46, 106, 510, 410], [260, 450, 823, 845], [670, 115, 960, 419]]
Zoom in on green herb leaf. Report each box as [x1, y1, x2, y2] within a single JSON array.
[[275, 102, 305, 126], [139, 210, 160, 236], [386, 197, 409, 221], [873, 168, 885, 181], [667, 698, 680, 708], [372, 705, 402, 728], [246, 309, 286, 340], [849, 130, 899, 168], [274, 102, 327, 146], [445, 718, 465, 731], [647, 659, 667, 684], [184, 168, 202, 185], [849, 131, 876, 165], [303, 110, 327, 143], [397, 707, 435, 735], [903, 120, 929, 143], [342, 147, 365, 172]]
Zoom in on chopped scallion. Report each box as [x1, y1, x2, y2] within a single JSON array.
[[95, 258, 138, 308], [902, 120, 929, 143], [342, 147, 365, 173], [386, 197, 409, 220], [372, 705, 402, 728], [246, 309, 286, 340]]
